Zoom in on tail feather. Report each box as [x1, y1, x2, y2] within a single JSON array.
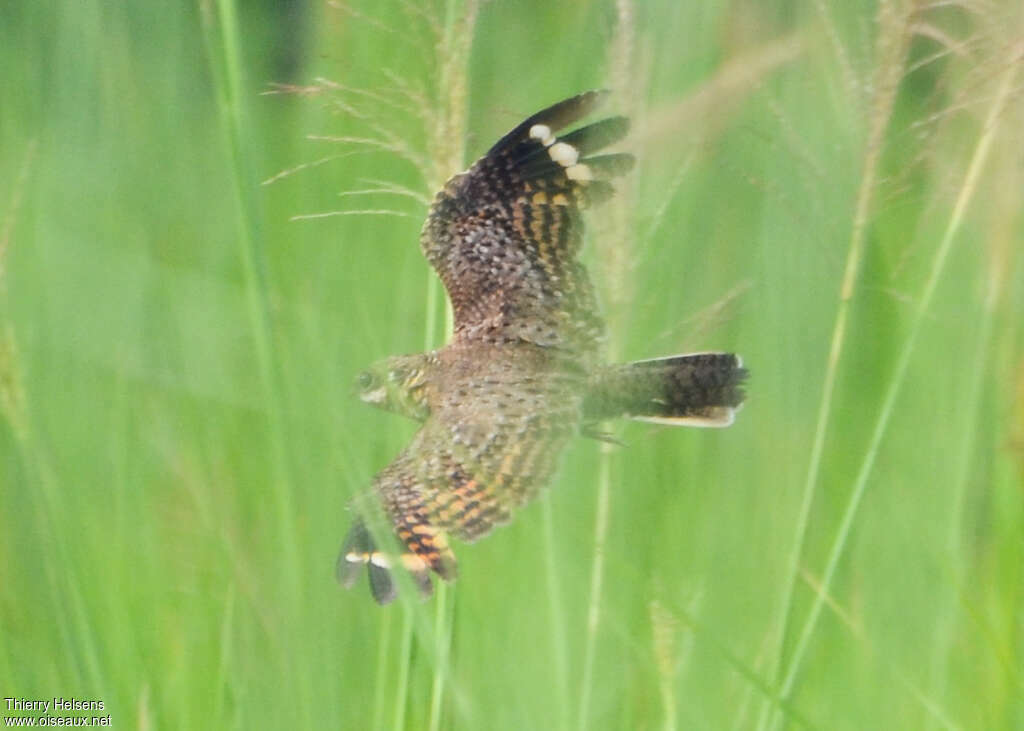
[[584, 352, 747, 427]]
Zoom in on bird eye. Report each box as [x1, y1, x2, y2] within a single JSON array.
[[357, 371, 375, 390]]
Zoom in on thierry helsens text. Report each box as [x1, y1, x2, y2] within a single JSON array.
[[5, 698, 105, 713]]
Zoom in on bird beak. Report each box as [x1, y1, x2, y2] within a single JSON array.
[[359, 386, 388, 406]]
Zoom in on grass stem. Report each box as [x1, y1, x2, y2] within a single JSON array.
[[200, 0, 300, 599], [771, 33, 1019, 725], [428, 582, 453, 731], [425, 3, 474, 726], [758, 4, 915, 728], [371, 610, 394, 731], [542, 495, 571, 731], [577, 445, 613, 731], [393, 608, 414, 731]]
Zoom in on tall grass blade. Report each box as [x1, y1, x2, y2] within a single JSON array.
[[758, 4, 915, 728], [772, 33, 1021, 725], [198, 0, 300, 605]]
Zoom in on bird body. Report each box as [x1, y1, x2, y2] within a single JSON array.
[[339, 92, 746, 604]]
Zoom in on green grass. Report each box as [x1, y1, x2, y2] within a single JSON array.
[[2, 1, 1023, 729]]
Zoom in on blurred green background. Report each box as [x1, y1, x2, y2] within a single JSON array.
[[2, 1, 1022, 729]]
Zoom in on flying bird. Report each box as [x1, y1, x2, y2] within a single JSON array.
[[339, 91, 746, 603]]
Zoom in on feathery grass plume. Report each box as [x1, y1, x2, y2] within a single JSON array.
[[281, 2, 480, 728], [418, 6, 479, 729], [576, 5, 638, 731], [641, 34, 804, 156], [575, 8, 806, 729], [579, 7, 799, 730], [920, 7, 1024, 716], [635, 36, 800, 349], [763, 4, 1024, 729], [592, 22, 800, 731], [756, 3, 919, 728], [648, 591, 701, 731], [649, 598, 680, 731]]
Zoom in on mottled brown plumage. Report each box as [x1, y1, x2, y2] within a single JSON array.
[[339, 92, 747, 604]]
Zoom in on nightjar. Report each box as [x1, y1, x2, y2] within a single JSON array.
[[339, 91, 747, 603]]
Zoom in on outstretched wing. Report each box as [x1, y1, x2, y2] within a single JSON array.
[[339, 345, 582, 603], [420, 91, 633, 354]]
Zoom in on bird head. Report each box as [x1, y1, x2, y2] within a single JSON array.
[[355, 353, 432, 421]]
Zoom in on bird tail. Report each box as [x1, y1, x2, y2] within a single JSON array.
[[584, 353, 747, 427]]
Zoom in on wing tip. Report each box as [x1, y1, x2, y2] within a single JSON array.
[[491, 90, 614, 157], [537, 89, 611, 126], [338, 516, 458, 605]]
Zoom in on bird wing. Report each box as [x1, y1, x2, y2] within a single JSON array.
[[420, 91, 633, 352], [340, 347, 582, 603]]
